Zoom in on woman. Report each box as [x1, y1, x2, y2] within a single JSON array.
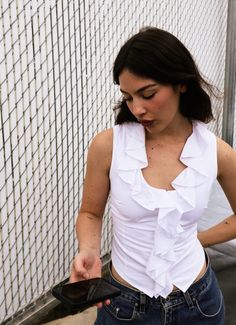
[[70, 27, 236, 324]]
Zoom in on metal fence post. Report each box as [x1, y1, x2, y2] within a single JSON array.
[[222, 0, 236, 145]]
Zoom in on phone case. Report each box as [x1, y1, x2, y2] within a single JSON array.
[[52, 277, 121, 309]]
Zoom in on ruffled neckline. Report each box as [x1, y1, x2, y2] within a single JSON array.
[[117, 121, 210, 298]]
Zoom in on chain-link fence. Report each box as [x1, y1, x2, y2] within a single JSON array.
[[0, 0, 230, 323]]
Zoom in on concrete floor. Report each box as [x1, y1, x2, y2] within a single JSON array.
[[42, 307, 97, 325]]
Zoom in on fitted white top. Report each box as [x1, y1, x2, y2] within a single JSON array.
[[109, 121, 217, 298]]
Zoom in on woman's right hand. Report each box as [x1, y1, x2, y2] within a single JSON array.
[[70, 250, 102, 283], [69, 251, 110, 308]]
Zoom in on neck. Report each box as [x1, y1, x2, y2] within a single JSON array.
[[145, 118, 192, 142]]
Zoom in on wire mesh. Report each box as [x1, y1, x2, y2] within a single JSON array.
[[0, 0, 229, 322]]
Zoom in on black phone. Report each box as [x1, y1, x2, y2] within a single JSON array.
[[52, 277, 121, 309]]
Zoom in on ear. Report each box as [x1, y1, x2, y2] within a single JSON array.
[[179, 84, 187, 93]]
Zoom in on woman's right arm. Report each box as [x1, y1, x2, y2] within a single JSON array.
[[70, 129, 113, 282]]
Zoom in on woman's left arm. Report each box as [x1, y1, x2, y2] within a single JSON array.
[[198, 137, 236, 248]]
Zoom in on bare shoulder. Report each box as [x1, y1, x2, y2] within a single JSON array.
[[217, 137, 236, 178], [91, 128, 113, 146], [88, 128, 113, 170], [90, 128, 113, 154], [217, 137, 236, 212]]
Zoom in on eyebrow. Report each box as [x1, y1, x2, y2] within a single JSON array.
[[120, 83, 159, 94]]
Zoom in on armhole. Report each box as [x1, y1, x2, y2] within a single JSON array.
[[213, 134, 218, 179], [216, 136, 224, 180], [216, 136, 231, 180], [109, 125, 118, 179]]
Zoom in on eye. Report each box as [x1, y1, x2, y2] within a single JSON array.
[[142, 93, 155, 100]]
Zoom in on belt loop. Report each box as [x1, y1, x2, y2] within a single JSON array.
[[183, 290, 194, 309], [139, 292, 146, 313]]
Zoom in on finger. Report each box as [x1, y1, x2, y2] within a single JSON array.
[[96, 302, 103, 309], [95, 299, 110, 309], [71, 260, 90, 280], [69, 270, 90, 283], [69, 273, 83, 283], [104, 299, 110, 305]]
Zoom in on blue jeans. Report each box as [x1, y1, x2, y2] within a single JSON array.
[[95, 257, 225, 324]]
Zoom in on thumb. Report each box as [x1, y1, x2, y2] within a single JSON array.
[[70, 258, 90, 282]]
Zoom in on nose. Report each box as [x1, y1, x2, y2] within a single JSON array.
[[129, 98, 146, 117]]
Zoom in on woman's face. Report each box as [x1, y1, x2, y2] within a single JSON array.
[[119, 69, 187, 135]]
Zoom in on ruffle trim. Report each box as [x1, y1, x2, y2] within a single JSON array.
[[117, 121, 209, 298]]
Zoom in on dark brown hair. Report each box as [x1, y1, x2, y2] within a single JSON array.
[[113, 27, 215, 124]]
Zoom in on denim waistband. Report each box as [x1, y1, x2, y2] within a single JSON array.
[[108, 251, 212, 310]]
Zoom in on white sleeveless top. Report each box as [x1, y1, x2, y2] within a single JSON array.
[[109, 121, 217, 298]]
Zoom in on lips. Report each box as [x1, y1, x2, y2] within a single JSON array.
[[139, 120, 154, 127]]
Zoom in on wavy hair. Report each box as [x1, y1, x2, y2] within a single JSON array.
[[113, 27, 217, 124]]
